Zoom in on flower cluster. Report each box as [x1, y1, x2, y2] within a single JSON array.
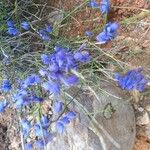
[[87, 0, 119, 44], [12, 74, 42, 108], [115, 68, 148, 92], [88, 0, 110, 14], [21, 116, 53, 149], [6, 20, 53, 41], [7, 20, 19, 36], [0, 43, 90, 149], [40, 44, 90, 94], [7, 20, 30, 36]]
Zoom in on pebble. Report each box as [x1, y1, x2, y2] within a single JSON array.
[[137, 107, 144, 112], [145, 105, 150, 112], [137, 111, 150, 125]]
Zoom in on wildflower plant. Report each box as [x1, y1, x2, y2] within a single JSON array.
[[0, 0, 149, 150], [0, 36, 90, 149]]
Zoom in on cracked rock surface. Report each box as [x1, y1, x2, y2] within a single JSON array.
[[47, 81, 136, 150]]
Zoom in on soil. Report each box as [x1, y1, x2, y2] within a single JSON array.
[[0, 108, 20, 150], [134, 135, 150, 150], [49, 0, 150, 37], [0, 124, 9, 150]]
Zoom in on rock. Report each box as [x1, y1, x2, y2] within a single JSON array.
[[47, 81, 136, 150], [137, 107, 144, 112], [145, 105, 150, 112], [145, 123, 150, 138], [137, 111, 150, 125]]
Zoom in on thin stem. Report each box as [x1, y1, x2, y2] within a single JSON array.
[[18, 115, 25, 150], [65, 92, 120, 149]]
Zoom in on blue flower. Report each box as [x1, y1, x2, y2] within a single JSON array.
[[7, 20, 19, 36], [42, 82, 60, 94], [7, 20, 14, 27], [115, 69, 148, 92], [78, 42, 87, 50], [100, 0, 110, 14], [54, 101, 63, 113], [38, 24, 53, 40], [45, 133, 55, 143], [15, 98, 24, 108], [46, 24, 53, 33], [74, 51, 90, 63], [88, 0, 98, 8], [0, 100, 8, 113], [50, 53, 57, 63], [56, 122, 65, 134], [41, 54, 50, 65], [1, 79, 11, 92], [34, 124, 49, 138], [48, 63, 59, 72], [32, 96, 43, 103], [35, 139, 44, 149], [7, 27, 19, 36], [56, 111, 76, 134], [39, 69, 48, 76], [59, 116, 70, 125], [21, 119, 31, 130], [25, 143, 33, 150], [21, 119, 31, 137], [60, 75, 79, 86], [23, 74, 40, 88], [65, 111, 76, 120], [21, 21, 30, 30], [35, 134, 54, 148], [85, 31, 93, 37], [96, 22, 119, 43], [55, 49, 66, 67], [40, 116, 50, 128], [38, 29, 51, 41], [13, 90, 28, 108]]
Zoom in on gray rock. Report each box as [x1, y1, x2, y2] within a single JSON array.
[[137, 111, 150, 125], [47, 81, 136, 150]]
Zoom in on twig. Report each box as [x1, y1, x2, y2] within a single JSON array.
[[51, 85, 83, 123], [89, 42, 124, 69]]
